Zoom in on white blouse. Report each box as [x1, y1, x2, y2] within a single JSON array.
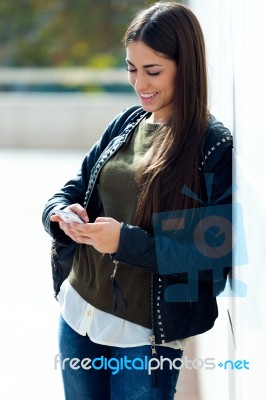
[[58, 279, 189, 350]]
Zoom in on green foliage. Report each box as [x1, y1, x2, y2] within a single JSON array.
[[0, 0, 142, 67], [0, 0, 186, 67]]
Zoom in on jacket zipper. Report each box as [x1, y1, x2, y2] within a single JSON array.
[[149, 334, 157, 355], [51, 239, 57, 256], [149, 273, 160, 387], [149, 273, 157, 352], [149, 274, 167, 347]]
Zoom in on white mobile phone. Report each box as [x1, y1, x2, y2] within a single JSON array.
[[53, 210, 85, 224]]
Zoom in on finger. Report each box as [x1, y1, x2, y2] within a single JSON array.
[[59, 222, 86, 239], [50, 215, 62, 222], [58, 223, 80, 243], [95, 217, 110, 223], [70, 222, 103, 234], [68, 204, 89, 223]]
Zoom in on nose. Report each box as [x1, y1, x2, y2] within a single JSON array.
[[132, 72, 148, 92]]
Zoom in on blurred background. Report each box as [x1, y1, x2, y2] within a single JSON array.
[[0, 0, 265, 399]]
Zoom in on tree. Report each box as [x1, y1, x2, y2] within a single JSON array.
[[0, 0, 187, 68]]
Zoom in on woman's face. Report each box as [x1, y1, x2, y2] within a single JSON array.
[[126, 41, 178, 123]]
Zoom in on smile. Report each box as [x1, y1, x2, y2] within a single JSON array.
[[140, 92, 158, 99]]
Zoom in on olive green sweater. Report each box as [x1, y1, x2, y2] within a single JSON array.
[[69, 119, 157, 328]]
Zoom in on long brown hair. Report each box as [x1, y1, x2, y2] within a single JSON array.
[[123, 1, 208, 232]]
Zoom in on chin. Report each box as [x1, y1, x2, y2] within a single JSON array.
[[140, 103, 157, 113]]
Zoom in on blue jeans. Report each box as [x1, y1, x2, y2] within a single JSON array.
[[58, 316, 183, 400]]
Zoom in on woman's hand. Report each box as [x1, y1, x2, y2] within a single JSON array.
[[71, 217, 121, 254], [51, 207, 121, 254], [50, 203, 89, 224]]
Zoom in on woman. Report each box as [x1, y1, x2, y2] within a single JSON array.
[[42, 2, 232, 399]]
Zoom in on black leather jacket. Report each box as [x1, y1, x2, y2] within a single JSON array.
[[42, 105, 232, 344]]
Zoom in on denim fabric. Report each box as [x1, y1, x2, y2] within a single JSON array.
[[58, 315, 183, 400]]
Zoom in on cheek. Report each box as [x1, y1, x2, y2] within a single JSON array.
[[167, 76, 177, 98], [128, 74, 135, 87]]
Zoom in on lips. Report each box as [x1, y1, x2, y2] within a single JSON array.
[[139, 92, 158, 103], [140, 92, 157, 98]]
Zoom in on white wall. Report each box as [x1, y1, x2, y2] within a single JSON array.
[[0, 93, 135, 148], [188, 0, 266, 399]]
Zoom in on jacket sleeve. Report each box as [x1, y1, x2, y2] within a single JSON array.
[[115, 122, 233, 281], [42, 106, 141, 243]]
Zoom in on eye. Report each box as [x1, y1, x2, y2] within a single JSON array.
[[147, 71, 160, 76], [126, 67, 137, 73]]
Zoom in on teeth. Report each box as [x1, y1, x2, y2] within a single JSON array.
[[141, 93, 157, 98]]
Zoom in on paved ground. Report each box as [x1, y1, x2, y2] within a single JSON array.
[[0, 149, 201, 399]]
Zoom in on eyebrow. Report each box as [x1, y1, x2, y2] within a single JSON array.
[[126, 59, 163, 68]]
